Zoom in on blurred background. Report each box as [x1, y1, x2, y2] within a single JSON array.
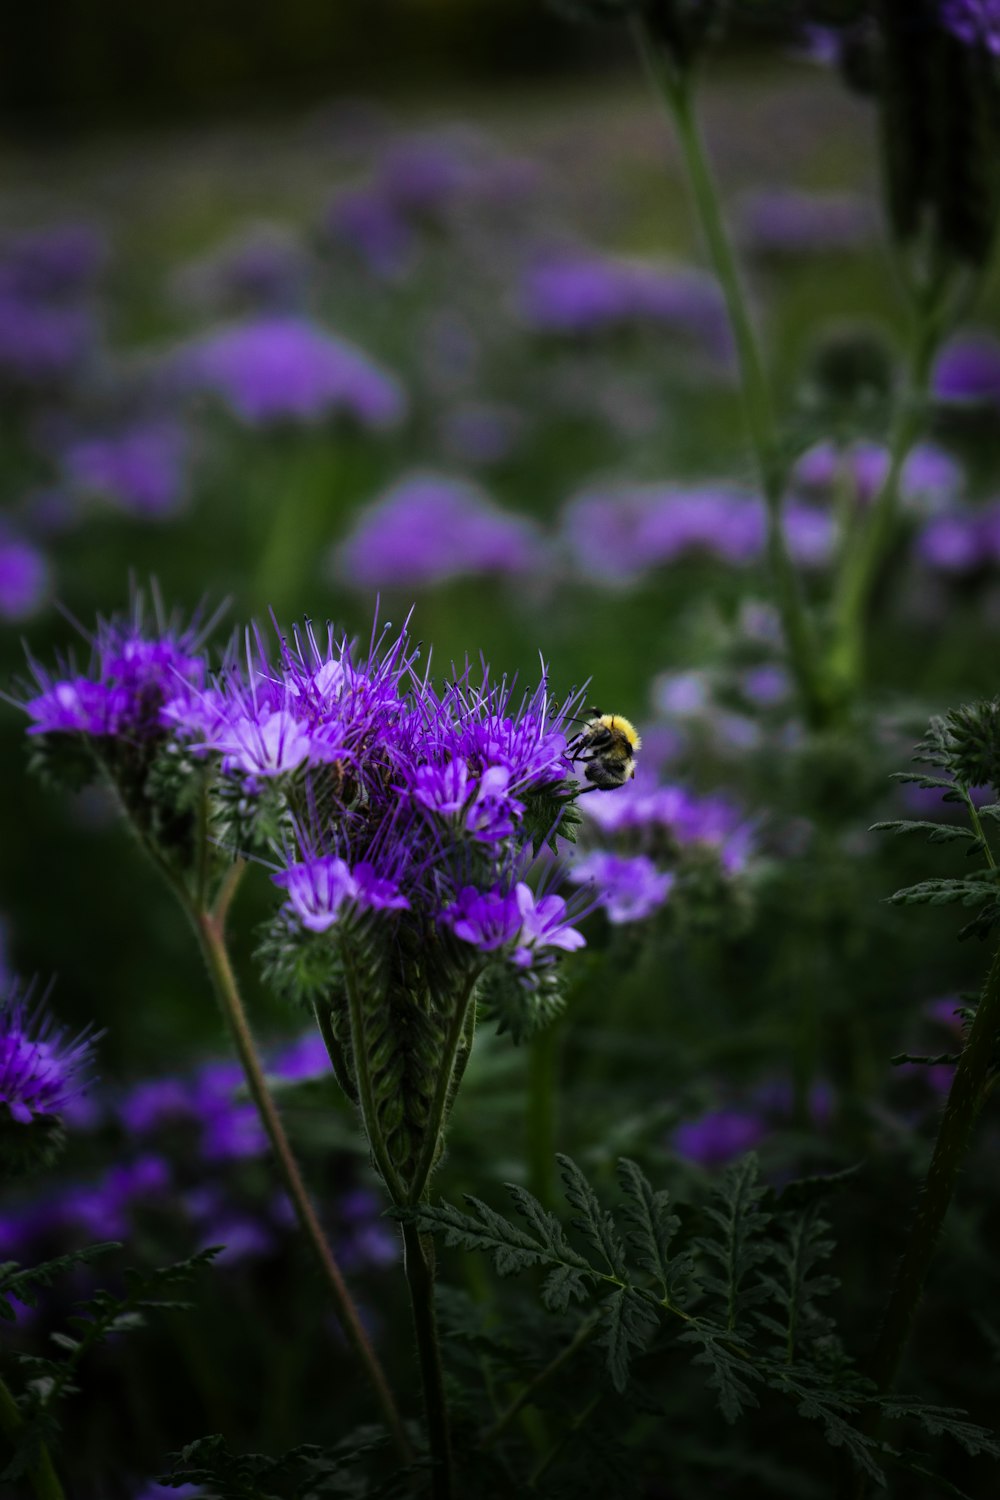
[[3, 3, 1000, 1495]]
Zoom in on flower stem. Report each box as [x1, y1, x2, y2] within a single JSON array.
[[844, 939, 1000, 1497], [631, 22, 827, 728], [0, 1373, 65, 1500], [400, 1219, 454, 1500], [192, 907, 410, 1463], [828, 295, 947, 699]]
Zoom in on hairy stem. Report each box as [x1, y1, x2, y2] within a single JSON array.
[[631, 22, 826, 726], [845, 939, 1000, 1497], [400, 1220, 454, 1500], [0, 1373, 65, 1500], [193, 911, 409, 1462], [313, 1000, 359, 1104], [341, 948, 407, 1203]]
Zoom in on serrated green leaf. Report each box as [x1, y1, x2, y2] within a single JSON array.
[[616, 1157, 681, 1300], [600, 1286, 659, 1394], [871, 819, 980, 844], [557, 1154, 627, 1277], [887, 878, 1000, 908]]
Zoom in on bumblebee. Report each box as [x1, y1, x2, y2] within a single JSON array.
[[569, 709, 641, 791]]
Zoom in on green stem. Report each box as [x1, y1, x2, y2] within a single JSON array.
[[408, 974, 479, 1206], [479, 1309, 600, 1451], [526, 1022, 560, 1207], [828, 301, 946, 699], [631, 22, 826, 727], [192, 910, 410, 1463], [0, 1374, 65, 1500], [845, 940, 1000, 1497], [400, 1219, 454, 1500]]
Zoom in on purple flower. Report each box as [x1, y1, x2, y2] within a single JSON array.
[[673, 1108, 768, 1167], [940, 0, 1000, 54], [441, 882, 585, 968], [915, 511, 987, 572], [739, 665, 791, 708], [582, 775, 756, 874], [0, 989, 98, 1125], [274, 854, 407, 933], [793, 439, 963, 513], [0, 538, 50, 621], [332, 474, 542, 590], [22, 610, 209, 743], [270, 1030, 331, 1082], [933, 331, 1000, 404], [324, 185, 415, 280], [518, 251, 731, 356], [60, 420, 190, 519], [439, 402, 522, 466], [738, 189, 874, 256], [179, 316, 406, 429], [569, 852, 674, 924], [410, 759, 524, 843], [561, 483, 766, 585]]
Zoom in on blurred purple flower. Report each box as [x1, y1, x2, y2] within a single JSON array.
[[332, 473, 543, 589], [793, 439, 962, 514], [518, 251, 731, 356], [674, 1108, 768, 1167], [180, 316, 406, 428], [60, 420, 190, 519], [941, 0, 1000, 53], [738, 189, 874, 255], [933, 331, 1000, 404], [324, 184, 415, 279], [739, 665, 791, 708], [569, 851, 674, 924], [0, 537, 50, 621]]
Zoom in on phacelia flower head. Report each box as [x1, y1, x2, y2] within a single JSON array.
[[178, 315, 406, 429], [59, 419, 191, 519], [21, 598, 211, 746], [0, 984, 99, 1178], [569, 851, 675, 925]]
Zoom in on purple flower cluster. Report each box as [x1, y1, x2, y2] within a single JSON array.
[[792, 440, 962, 515], [174, 613, 589, 984], [172, 223, 312, 315], [177, 315, 406, 429], [561, 482, 835, 584], [22, 608, 209, 743], [0, 1027, 397, 1277], [566, 767, 756, 925], [331, 473, 544, 590], [0, 988, 98, 1126], [518, 251, 732, 357], [940, 0, 1000, 54]]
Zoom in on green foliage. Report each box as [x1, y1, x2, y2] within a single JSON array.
[[0, 1243, 121, 1321], [1, 1248, 219, 1483], [476, 963, 567, 1044], [160, 1429, 430, 1499], [409, 1153, 1000, 1487]]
